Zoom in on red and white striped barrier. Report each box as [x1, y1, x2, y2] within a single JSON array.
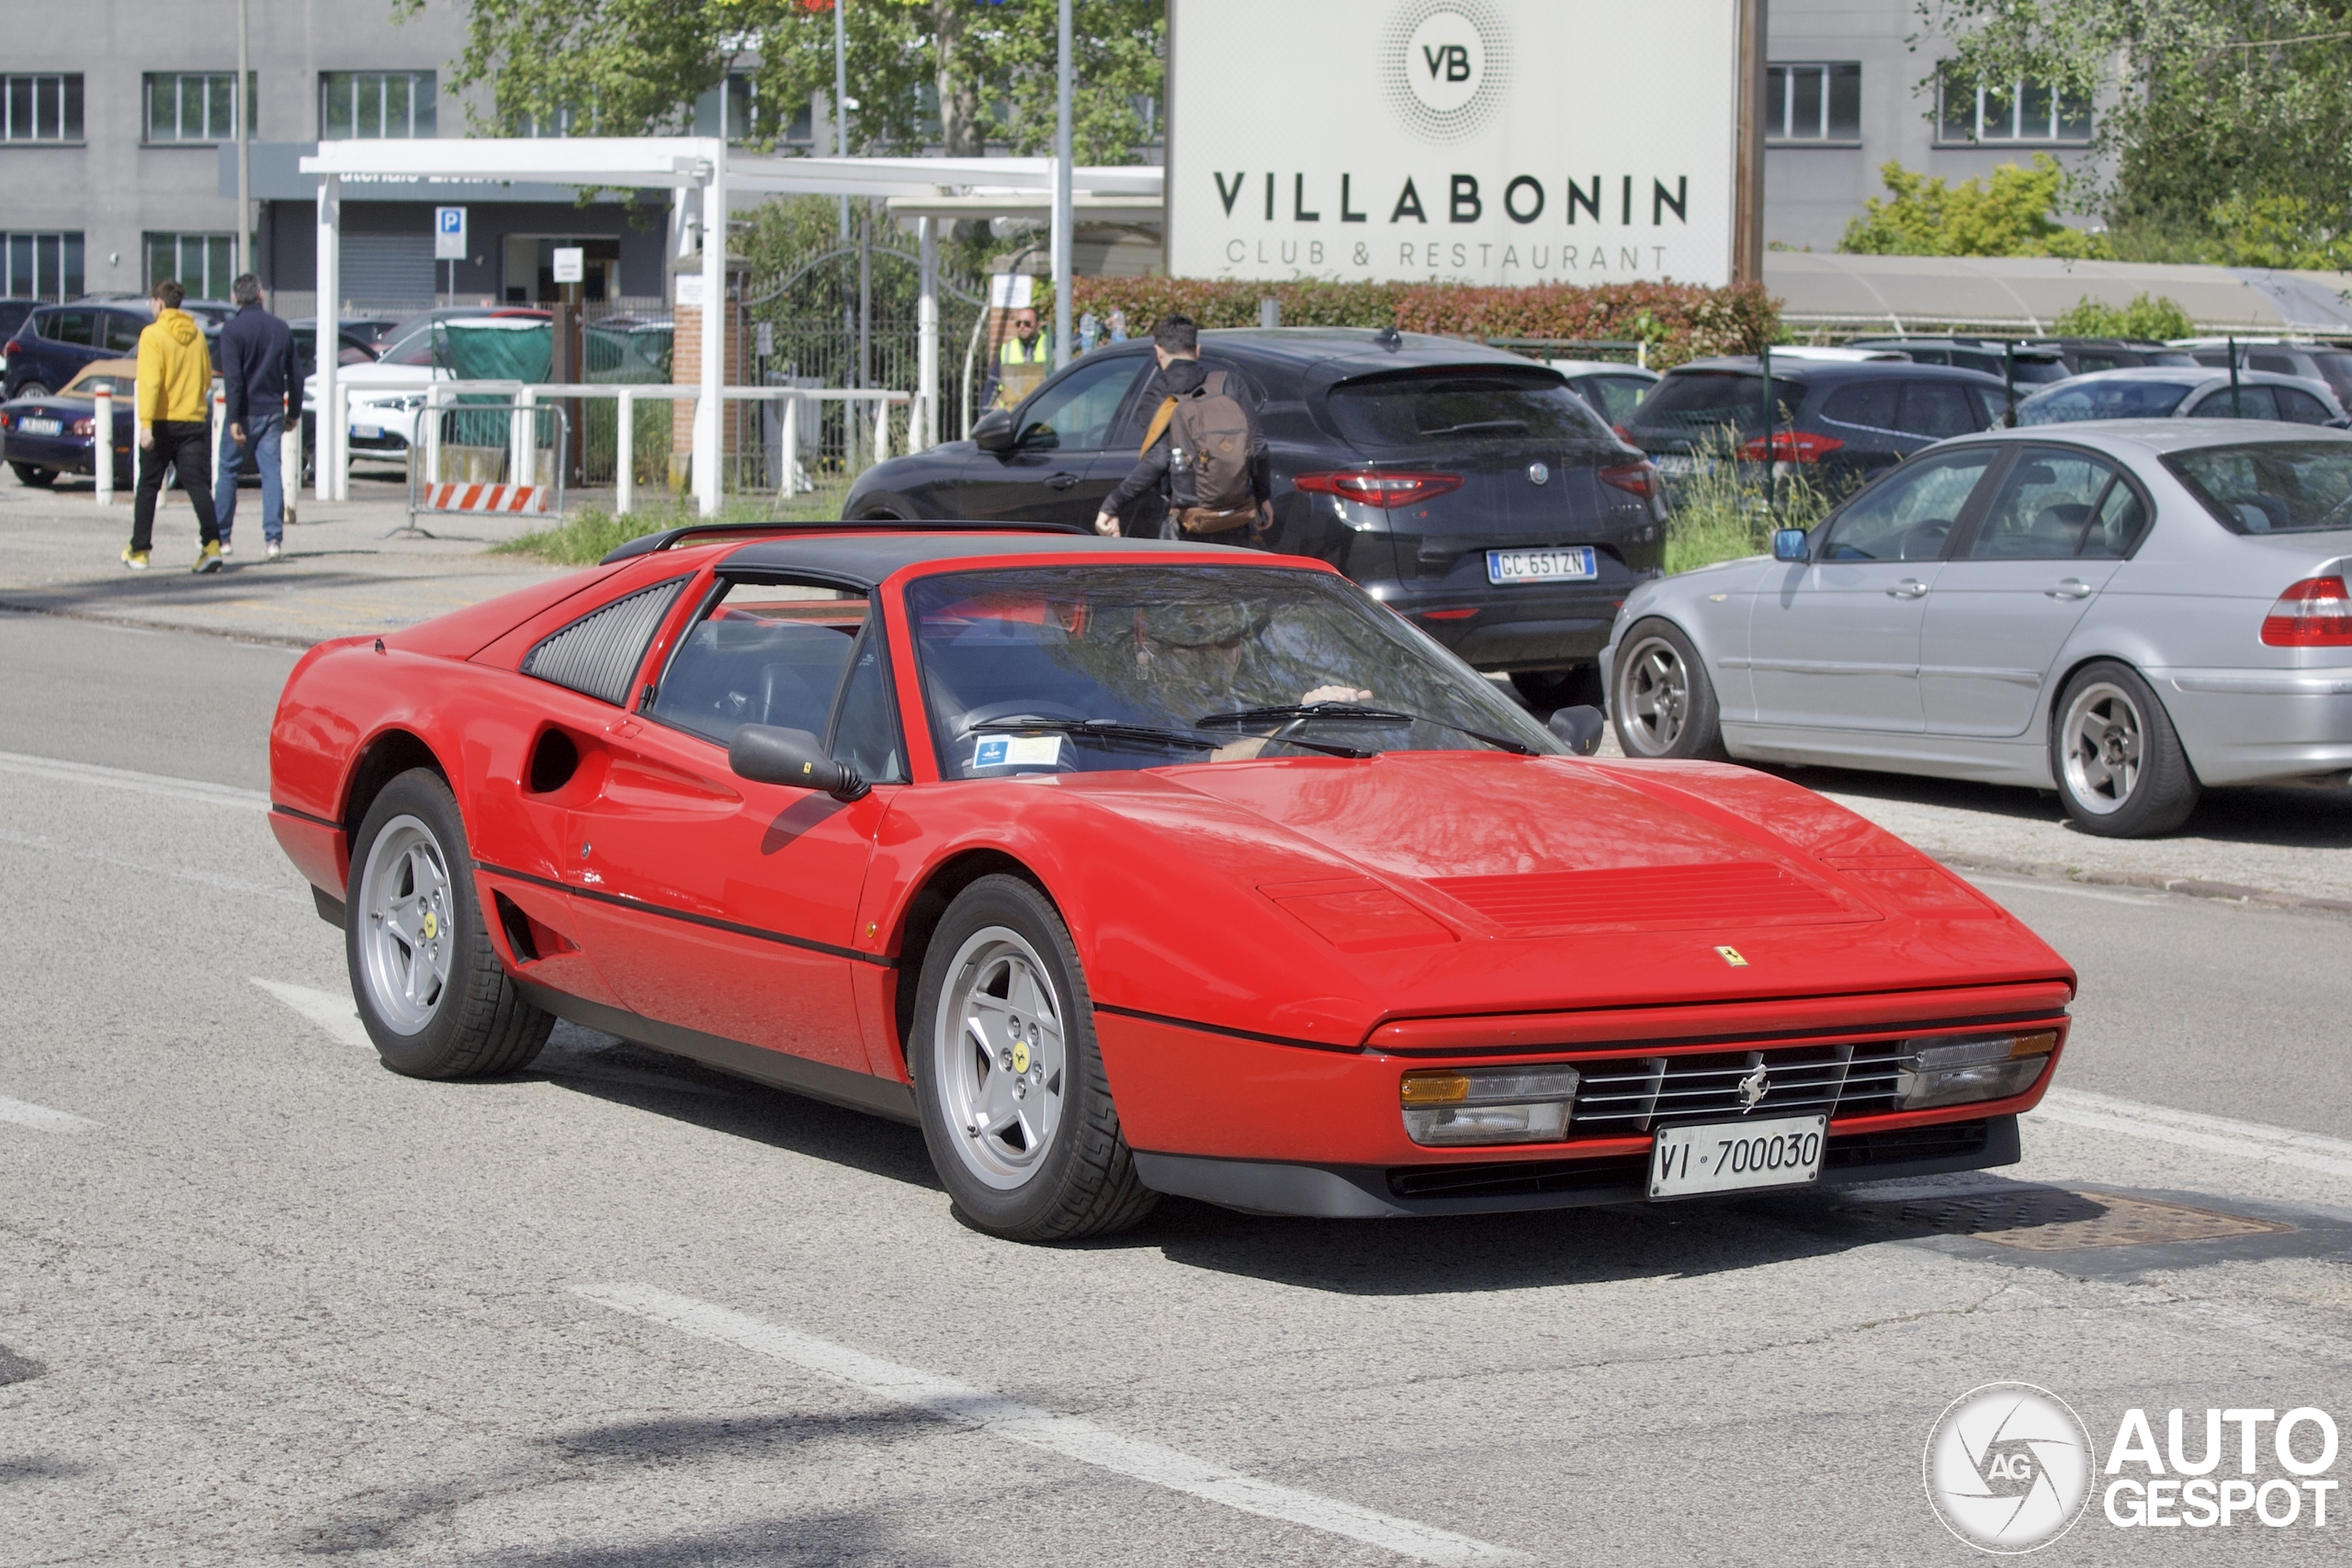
[[419, 482, 553, 515]]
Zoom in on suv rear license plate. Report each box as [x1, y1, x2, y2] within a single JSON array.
[[1648, 1113, 1826, 1199], [1487, 546, 1596, 585], [19, 417, 61, 435]]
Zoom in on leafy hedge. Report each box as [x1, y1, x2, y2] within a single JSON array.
[[1055, 277, 1779, 369]]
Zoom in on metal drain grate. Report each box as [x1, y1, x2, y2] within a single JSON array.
[[1849, 1189, 2291, 1251]]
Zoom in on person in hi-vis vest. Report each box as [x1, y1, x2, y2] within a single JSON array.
[[986, 307, 1053, 411]]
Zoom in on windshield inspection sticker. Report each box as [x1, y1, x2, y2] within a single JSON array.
[[972, 735, 1064, 770]]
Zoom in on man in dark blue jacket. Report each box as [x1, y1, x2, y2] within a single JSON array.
[[213, 274, 300, 559]]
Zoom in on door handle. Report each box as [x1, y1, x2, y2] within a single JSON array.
[[1887, 579, 1929, 599], [2046, 580, 2094, 600], [1046, 471, 1080, 491]]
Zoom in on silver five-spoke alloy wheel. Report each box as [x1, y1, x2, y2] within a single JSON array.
[[357, 814, 456, 1034], [1618, 634, 1691, 755], [932, 925, 1067, 1190], [2059, 681, 2143, 816]]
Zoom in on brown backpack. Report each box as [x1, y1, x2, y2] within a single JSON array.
[[1140, 371, 1257, 533]]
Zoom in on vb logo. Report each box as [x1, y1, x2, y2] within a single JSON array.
[[1402, 8, 1486, 115], [1423, 43, 1473, 83]]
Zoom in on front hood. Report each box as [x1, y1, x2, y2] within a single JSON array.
[[1040, 753, 2070, 1039]]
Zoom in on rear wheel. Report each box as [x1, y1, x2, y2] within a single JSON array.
[[15, 384, 50, 400], [2050, 661, 2199, 837], [1509, 666, 1604, 712], [910, 874, 1157, 1242], [346, 768, 552, 1077], [10, 462, 56, 487], [1611, 618, 1724, 759]]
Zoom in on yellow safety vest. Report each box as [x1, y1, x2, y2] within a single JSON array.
[[999, 333, 1050, 365]]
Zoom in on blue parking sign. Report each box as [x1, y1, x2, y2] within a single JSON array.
[[434, 206, 467, 261]]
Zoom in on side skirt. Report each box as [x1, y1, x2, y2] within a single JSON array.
[[512, 978, 919, 1126]]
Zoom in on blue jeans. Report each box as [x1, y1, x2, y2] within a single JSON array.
[[214, 412, 285, 544]]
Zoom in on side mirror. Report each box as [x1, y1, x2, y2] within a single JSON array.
[[1546, 705, 1605, 756], [1771, 527, 1811, 562], [729, 724, 869, 801], [971, 408, 1016, 452]]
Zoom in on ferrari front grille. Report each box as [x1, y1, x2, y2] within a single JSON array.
[[1568, 1039, 1915, 1133]]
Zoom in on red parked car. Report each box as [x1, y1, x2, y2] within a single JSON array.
[[268, 523, 2076, 1240]]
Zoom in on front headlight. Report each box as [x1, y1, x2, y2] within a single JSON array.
[[1894, 1031, 2055, 1111], [1401, 1064, 1581, 1146]]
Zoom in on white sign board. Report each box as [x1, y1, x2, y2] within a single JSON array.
[[434, 206, 468, 262], [551, 247, 584, 284], [674, 272, 707, 309], [1169, 0, 1740, 287], [988, 273, 1035, 310]]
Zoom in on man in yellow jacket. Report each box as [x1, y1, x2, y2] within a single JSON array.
[[124, 277, 224, 572]]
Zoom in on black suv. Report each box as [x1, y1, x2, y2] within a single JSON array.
[[843, 328, 1666, 705], [1627, 356, 2009, 500], [1843, 335, 2070, 387]]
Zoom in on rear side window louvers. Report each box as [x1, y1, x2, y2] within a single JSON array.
[[520, 577, 689, 706]]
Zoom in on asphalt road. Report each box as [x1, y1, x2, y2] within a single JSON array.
[[6, 619, 2352, 1565]]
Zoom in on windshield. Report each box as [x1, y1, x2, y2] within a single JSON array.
[[1627, 370, 1804, 446], [2018, 379, 2193, 423], [1325, 369, 1612, 450], [2164, 441, 2352, 535], [908, 565, 1559, 779]]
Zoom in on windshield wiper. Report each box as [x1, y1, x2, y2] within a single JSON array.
[[967, 716, 1371, 760], [1192, 703, 1536, 756], [1416, 418, 1529, 438]]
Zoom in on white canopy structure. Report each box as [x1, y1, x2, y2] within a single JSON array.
[[300, 138, 1163, 513]]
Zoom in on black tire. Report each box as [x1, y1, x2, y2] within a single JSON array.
[[345, 768, 552, 1077], [1510, 666, 1604, 712], [2050, 660, 2200, 837], [1611, 617, 1725, 759], [10, 462, 56, 487], [15, 384, 50, 400], [910, 874, 1157, 1242]]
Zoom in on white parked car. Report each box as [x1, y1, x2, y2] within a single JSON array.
[[1600, 421, 2352, 836], [301, 310, 550, 462]]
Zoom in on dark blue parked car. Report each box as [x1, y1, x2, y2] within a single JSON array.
[[0, 358, 136, 486], [3, 301, 156, 400]]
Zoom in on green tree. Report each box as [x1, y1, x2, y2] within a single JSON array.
[[1838, 154, 2110, 257], [430, 0, 1162, 164], [2049, 292, 2197, 340]]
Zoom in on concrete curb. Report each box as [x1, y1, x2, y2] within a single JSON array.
[[1933, 847, 2352, 920]]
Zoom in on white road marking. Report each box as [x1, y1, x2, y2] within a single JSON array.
[[575, 1283, 1527, 1566], [0, 750, 269, 812], [1962, 874, 2165, 908], [0, 826, 307, 905], [2033, 1088, 2352, 1179], [251, 978, 373, 1051], [0, 1096, 97, 1133]]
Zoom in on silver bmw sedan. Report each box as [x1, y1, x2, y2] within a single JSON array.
[[1598, 421, 2352, 837]]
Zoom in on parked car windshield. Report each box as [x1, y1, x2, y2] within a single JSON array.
[[2018, 379, 2195, 423], [908, 564, 1559, 778], [2164, 441, 2352, 535], [1626, 370, 1804, 446], [1324, 368, 1611, 450]]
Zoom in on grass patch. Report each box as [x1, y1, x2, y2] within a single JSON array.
[[1661, 434, 1835, 574], [495, 481, 855, 565]]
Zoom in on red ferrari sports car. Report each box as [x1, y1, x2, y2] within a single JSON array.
[[269, 522, 2075, 1240]]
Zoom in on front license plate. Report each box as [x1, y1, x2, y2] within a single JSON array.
[[352, 423, 383, 439], [1487, 546, 1597, 585], [19, 417, 61, 435], [1648, 1114, 1826, 1199]]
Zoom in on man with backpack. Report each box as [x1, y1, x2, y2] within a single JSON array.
[[1093, 314, 1271, 545]]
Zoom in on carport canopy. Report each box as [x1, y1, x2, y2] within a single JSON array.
[[300, 137, 1163, 513]]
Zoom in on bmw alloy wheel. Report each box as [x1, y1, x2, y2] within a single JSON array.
[[356, 814, 456, 1033], [932, 925, 1068, 1190], [2058, 681, 2143, 816], [1619, 635, 1691, 754]]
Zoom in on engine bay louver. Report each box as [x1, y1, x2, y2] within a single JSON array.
[[520, 577, 688, 706], [1426, 862, 1864, 934]]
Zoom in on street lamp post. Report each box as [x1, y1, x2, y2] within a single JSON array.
[[236, 0, 251, 277], [1052, 0, 1072, 370]]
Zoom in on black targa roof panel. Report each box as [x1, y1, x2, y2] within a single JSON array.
[[717, 532, 1309, 591]]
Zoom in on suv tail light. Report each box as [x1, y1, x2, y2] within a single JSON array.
[[1598, 460, 1657, 499], [2, 340, 19, 358], [2260, 575, 2352, 646], [1736, 430, 1846, 463], [1293, 471, 1465, 508]]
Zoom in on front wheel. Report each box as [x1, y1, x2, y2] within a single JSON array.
[[346, 768, 552, 1077], [910, 874, 1157, 1242], [1611, 618, 1725, 759], [2050, 661, 2199, 837], [10, 462, 56, 487]]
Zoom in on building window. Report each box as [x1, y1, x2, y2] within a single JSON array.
[[2, 75, 85, 143], [693, 73, 800, 144], [1939, 72, 2092, 143], [1766, 63, 1861, 142], [3, 232, 85, 300], [145, 232, 236, 300], [320, 71, 436, 140], [144, 73, 255, 144], [518, 105, 580, 138]]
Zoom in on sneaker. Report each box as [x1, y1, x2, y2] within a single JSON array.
[[264, 540, 283, 560], [220, 539, 233, 557], [120, 547, 150, 571], [193, 542, 224, 574]]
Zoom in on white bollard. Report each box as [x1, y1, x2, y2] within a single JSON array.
[[510, 388, 536, 491], [423, 384, 442, 486], [93, 385, 114, 505], [777, 394, 799, 499], [280, 402, 300, 526], [210, 383, 228, 497], [873, 397, 890, 465], [330, 382, 350, 501], [615, 389, 635, 515]]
